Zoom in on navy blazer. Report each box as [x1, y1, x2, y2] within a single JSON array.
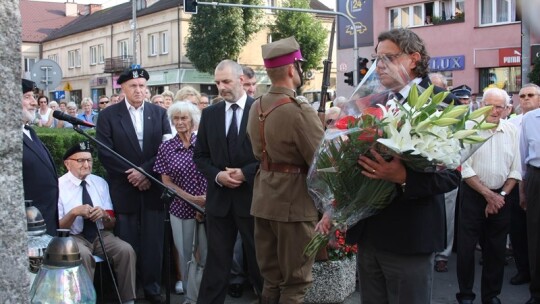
[[194, 97, 258, 218], [346, 77, 461, 254], [23, 127, 59, 236], [95, 101, 171, 213]]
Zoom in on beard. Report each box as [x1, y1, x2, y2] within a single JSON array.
[[23, 109, 36, 124]]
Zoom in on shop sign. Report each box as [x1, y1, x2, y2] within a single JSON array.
[[499, 48, 521, 66], [429, 55, 465, 71]]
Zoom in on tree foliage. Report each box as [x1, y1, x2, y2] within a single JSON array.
[[269, 0, 327, 72], [529, 55, 540, 86], [185, 0, 264, 74]]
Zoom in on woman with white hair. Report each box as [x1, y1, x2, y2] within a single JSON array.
[[77, 97, 96, 129], [153, 102, 207, 299]]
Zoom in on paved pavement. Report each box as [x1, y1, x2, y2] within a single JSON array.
[[127, 251, 529, 304]]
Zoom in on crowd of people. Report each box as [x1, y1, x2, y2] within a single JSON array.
[[21, 28, 540, 304]]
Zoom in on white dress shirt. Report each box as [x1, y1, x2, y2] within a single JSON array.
[[58, 172, 114, 235], [125, 100, 144, 150], [225, 93, 247, 136], [461, 119, 522, 189]]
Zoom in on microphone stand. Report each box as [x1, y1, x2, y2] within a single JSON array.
[[95, 222, 122, 303], [71, 125, 204, 304]]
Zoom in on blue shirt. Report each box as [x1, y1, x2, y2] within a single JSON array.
[[520, 108, 540, 177]]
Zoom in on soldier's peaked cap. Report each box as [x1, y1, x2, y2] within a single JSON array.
[[262, 37, 305, 68]]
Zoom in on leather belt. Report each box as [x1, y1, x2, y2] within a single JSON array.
[[261, 162, 308, 174]]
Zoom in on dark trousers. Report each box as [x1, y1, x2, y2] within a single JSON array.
[[526, 166, 540, 298], [358, 244, 434, 304], [197, 211, 262, 304], [456, 182, 511, 302], [115, 205, 165, 296], [508, 186, 530, 274]]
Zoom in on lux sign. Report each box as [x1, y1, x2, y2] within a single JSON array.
[[429, 56, 465, 71]]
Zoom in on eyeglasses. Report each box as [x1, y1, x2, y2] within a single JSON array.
[[69, 158, 93, 164], [519, 93, 538, 99], [484, 104, 507, 111], [371, 53, 404, 62], [99, 101, 109, 104]]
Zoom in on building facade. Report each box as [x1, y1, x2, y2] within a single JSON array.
[[23, 0, 335, 105], [335, 0, 540, 103]]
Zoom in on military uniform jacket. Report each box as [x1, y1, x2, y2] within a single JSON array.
[[247, 86, 324, 222]]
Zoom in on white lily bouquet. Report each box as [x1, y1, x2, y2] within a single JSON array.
[[304, 57, 495, 257]]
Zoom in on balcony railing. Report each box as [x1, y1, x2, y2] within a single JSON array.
[[104, 56, 133, 74]]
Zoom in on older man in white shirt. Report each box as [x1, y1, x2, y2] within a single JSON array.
[[58, 142, 136, 304], [456, 88, 522, 304]]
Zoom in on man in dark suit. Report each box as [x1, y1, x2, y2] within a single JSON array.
[[194, 59, 263, 303], [22, 79, 59, 236], [96, 68, 171, 304], [333, 28, 461, 303]]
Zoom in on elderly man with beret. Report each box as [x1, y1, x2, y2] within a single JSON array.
[[246, 36, 325, 303], [96, 68, 171, 303], [58, 142, 136, 304]]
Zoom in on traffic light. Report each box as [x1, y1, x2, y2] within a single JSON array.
[[183, 0, 197, 14], [357, 57, 369, 83], [344, 71, 354, 86]]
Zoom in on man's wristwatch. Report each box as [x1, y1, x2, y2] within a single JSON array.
[[499, 190, 507, 197]]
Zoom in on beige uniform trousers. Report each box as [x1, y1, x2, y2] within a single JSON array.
[[255, 217, 316, 303]]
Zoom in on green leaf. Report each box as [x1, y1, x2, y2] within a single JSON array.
[[415, 84, 434, 110], [431, 117, 461, 126], [441, 105, 469, 119], [468, 106, 493, 120], [408, 83, 419, 108]]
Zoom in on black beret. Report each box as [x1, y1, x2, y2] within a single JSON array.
[[117, 68, 150, 85], [22, 79, 36, 93], [63, 141, 93, 160]]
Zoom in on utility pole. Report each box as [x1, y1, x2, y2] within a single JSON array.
[[194, 1, 359, 85], [131, 0, 138, 65], [521, 0, 531, 85]]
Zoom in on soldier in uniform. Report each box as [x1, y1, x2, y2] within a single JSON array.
[[246, 36, 325, 303]]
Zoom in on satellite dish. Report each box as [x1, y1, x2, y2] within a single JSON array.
[[30, 59, 63, 92]]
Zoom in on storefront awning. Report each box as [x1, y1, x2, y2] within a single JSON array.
[[147, 68, 271, 86]]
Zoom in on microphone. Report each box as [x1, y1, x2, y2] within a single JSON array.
[[53, 110, 95, 128]]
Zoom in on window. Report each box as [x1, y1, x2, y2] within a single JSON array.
[[90, 46, 98, 65], [149, 34, 158, 56], [390, 4, 424, 28], [480, 0, 517, 25], [24, 57, 36, 73], [68, 49, 81, 68], [390, 1, 466, 28], [98, 44, 105, 64], [48, 54, 59, 63], [479, 67, 521, 94], [118, 39, 129, 59], [160, 31, 168, 54], [136, 0, 145, 10]]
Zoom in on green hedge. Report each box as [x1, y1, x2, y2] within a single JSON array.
[[35, 127, 107, 178]]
